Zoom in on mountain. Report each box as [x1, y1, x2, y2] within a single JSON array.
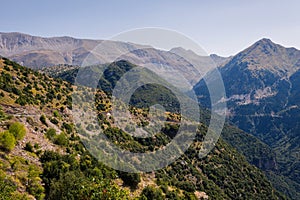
[[0, 57, 285, 199], [0, 32, 226, 86], [0, 32, 149, 69], [227, 38, 300, 75], [0, 32, 292, 198], [0, 32, 97, 67], [194, 38, 300, 199]]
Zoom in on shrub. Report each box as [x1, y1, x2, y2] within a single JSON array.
[[0, 106, 7, 121], [45, 128, 56, 141], [50, 117, 59, 125], [0, 171, 17, 198], [56, 94, 62, 100], [166, 190, 181, 200], [177, 181, 196, 192], [0, 131, 16, 152], [15, 95, 28, 106], [54, 133, 68, 146], [34, 143, 40, 149], [26, 117, 35, 126], [119, 172, 141, 188], [53, 110, 61, 118], [40, 115, 47, 126], [140, 186, 164, 200], [12, 87, 21, 95], [25, 142, 34, 153], [27, 165, 45, 200], [63, 122, 73, 134], [9, 122, 26, 141], [162, 123, 179, 139]]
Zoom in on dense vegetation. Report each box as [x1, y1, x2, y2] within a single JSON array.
[[0, 122, 26, 152]]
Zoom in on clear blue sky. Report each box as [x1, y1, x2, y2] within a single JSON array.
[[1, 0, 300, 56]]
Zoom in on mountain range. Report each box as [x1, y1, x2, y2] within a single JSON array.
[[0, 32, 222, 86], [0, 32, 300, 199]]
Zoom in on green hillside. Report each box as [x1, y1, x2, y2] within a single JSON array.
[[0, 57, 286, 199]]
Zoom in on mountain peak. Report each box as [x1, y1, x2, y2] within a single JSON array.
[[226, 38, 300, 75], [250, 38, 279, 54], [256, 38, 273, 44], [237, 38, 284, 59]]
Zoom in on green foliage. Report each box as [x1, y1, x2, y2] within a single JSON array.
[[221, 125, 297, 198], [155, 136, 286, 199], [0, 106, 7, 121], [0, 170, 16, 199], [0, 131, 16, 152], [45, 128, 68, 146], [165, 190, 181, 200], [54, 133, 68, 146], [9, 122, 26, 141], [40, 151, 128, 200], [26, 117, 35, 126], [24, 142, 34, 153], [40, 115, 47, 126], [0, 170, 31, 199], [15, 95, 28, 106], [27, 165, 45, 200], [53, 110, 61, 118], [183, 191, 197, 200], [177, 181, 195, 192], [47, 170, 127, 200], [49, 117, 59, 125], [118, 171, 141, 188], [62, 122, 73, 134], [45, 128, 56, 141], [130, 83, 180, 113], [140, 186, 164, 200], [162, 123, 179, 139], [0, 72, 13, 94]]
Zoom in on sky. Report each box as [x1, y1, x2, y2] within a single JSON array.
[[1, 0, 300, 56]]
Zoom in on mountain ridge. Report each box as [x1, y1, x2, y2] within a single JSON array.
[[0, 32, 149, 68], [195, 37, 300, 199]]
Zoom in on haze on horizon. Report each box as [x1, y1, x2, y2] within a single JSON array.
[[0, 0, 299, 56]]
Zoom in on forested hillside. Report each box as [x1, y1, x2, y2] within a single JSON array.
[[0, 57, 285, 199]]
